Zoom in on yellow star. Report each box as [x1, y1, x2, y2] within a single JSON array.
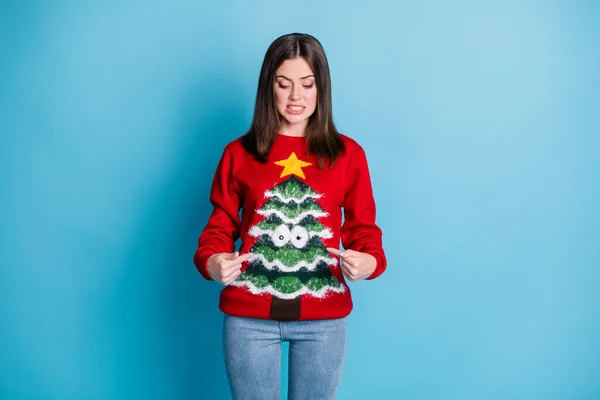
[[274, 152, 312, 179]]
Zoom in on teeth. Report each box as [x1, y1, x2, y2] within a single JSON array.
[[288, 106, 304, 110]]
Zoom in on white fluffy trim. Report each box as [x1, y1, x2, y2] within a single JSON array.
[[256, 209, 329, 225], [229, 279, 347, 299], [248, 225, 333, 239], [246, 253, 337, 272], [264, 189, 323, 204]]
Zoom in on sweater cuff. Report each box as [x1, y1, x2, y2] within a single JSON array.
[[194, 250, 216, 281], [363, 250, 386, 281]]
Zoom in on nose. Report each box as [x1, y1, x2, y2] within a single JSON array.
[[289, 84, 301, 100]]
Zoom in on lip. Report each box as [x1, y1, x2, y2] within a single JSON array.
[[286, 105, 305, 115]]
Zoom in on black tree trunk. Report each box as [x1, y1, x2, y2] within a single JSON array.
[[269, 296, 301, 321]]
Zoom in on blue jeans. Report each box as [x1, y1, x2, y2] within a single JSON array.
[[223, 313, 348, 400]]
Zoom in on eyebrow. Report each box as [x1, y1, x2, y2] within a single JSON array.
[[276, 74, 315, 81]]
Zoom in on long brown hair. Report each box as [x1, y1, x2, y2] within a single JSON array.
[[241, 33, 345, 169]]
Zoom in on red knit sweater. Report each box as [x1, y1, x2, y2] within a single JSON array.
[[194, 132, 386, 321]]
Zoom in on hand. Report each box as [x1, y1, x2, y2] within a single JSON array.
[[207, 251, 254, 285], [326, 248, 376, 282]]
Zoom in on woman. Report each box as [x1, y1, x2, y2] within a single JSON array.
[[194, 32, 386, 400]]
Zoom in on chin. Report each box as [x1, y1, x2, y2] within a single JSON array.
[[284, 116, 308, 125]]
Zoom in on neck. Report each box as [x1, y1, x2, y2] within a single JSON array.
[[279, 122, 307, 137]]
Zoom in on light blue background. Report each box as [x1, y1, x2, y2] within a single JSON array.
[[2, 1, 599, 399]]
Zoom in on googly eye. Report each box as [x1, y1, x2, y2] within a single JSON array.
[[271, 225, 291, 247], [290, 225, 309, 249]]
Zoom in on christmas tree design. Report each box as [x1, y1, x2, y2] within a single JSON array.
[[230, 152, 346, 320]]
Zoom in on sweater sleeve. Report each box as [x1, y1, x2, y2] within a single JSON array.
[[193, 145, 242, 280], [340, 145, 387, 280]]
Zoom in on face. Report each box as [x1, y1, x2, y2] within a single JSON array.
[[273, 57, 318, 134]]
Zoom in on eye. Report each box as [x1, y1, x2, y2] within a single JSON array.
[[271, 225, 291, 247], [278, 83, 289, 89], [302, 84, 314, 89], [290, 226, 309, 248]]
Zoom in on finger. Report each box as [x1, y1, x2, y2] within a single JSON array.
[[326, 247, 341, 255], [235, 252, 254, 262], [222, 251, 239, 260], [335, 256, 353, 271], [343, 261, 362, 281], [342, 259, 368, 282], [223, 252, 254, 270], [327, 247, 352, 259], [223, 268, 242, 285], [231, 252, 254, 266], [341, 258, 358, 271], [222, 266, 242, 282], [339, 249, 360, 258], [341, 264, 356, 282], [345, 263, 362, 281]]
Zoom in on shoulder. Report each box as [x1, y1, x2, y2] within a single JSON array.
[[220, 134, 247, 156], [338, 132, 367, 159]]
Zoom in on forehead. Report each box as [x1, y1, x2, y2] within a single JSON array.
[[275, 58, 315, 78]]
